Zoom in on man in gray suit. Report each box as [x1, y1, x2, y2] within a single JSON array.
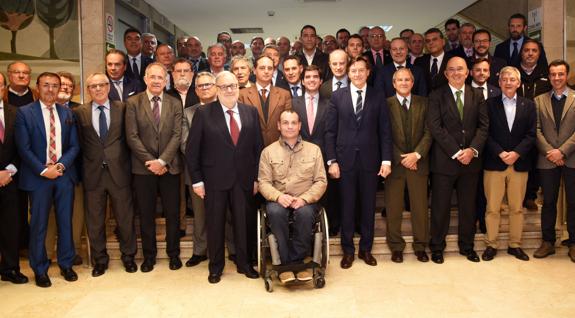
[[125, 63, 183, 272], [73, 73, 137, 277]]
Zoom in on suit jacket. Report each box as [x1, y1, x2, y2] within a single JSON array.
[[484, 95, 536, 172], [387, 95, 432, 176], [275, 72, 290, 91], [426, 84, 489, 175], [494, 37, 548, 67], [186, 101, 263, 191], [297, 51, 330, 81], [14, 101, 79, 191], [319, 78, 349, 100], [486, 84, 502, 98], [374, 63, 428, 97], [73, 100, 132, 190], [238, 85, 292, 146], [465, 55, 507, 86], [451, 46, 474, 59], [362, 50, 392, 86], [535, 88, 575, 169], [414, 52, 452, 92], [190, 57, 210, 73], [125, 92, 183, 175], [444, 41, 460, 53], [108, 75, 145, 102], [325, 86, 392, 172], [0, 103, 19, 174], [292, 94, 329, 155], [125, 55, 153, 82], [181, 102, 203, 185], [166, 85, 199, 109]]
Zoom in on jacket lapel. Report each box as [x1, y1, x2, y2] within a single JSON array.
[[159, 96, 170, 133], [510, 98, 524, 133], [142, 94, 158, 132], [389, 97, 405, 144], [32, 102, 47, 141], [106, 101, 122, 145], [561, 89, 575, 123], [213, 102, 234, 147]]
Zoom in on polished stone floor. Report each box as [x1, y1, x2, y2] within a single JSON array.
[[1, 250, 574, 318]]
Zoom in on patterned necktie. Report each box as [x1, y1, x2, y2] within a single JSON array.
[[336, 81, 343, 90], [113, 80, 123, 100], [307, 95, 315, 134], [355, 90, 363, 122], [402, 98, 409, 111], [227, 110, 239, 145], [48, 106, 57, 164], [0, 106, 4, 143], [261, 88, 268, 101], [431, 58, 438, 78], [132, 57, 139, 76], [151, 96, 160, 127], [291, 86, 299, 97], [192, 59, 199, 72], [98, 105, 108, 142], [455, 90, 464, 120]]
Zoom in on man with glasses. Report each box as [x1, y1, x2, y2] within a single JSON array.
[[363, 26, 392, 85], [186, 71, 263, 283], [177, 36, 209, 73], [167, 58, 199, 108], [4, 61, 36, 107], [468, 29, 506, 86]]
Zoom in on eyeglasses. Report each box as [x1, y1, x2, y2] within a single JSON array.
[[369, 34, 385, 39], [217, 83, 238, 91], [196, 83, 215, 89], [446, 67, 466, 74], [87, 83, 109, 89]]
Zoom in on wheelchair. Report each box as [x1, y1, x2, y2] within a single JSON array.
[[257, 205, 329, 292]]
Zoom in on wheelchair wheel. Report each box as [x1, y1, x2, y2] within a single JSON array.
[[265, 278, 273, 292], [314, 276, 325, 289], [320, 208, 330, 267], [257, 209, 262, 274]]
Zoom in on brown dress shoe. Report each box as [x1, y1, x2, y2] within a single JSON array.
[[415, 251, 429, 262], [340, 254, 354, 269], [358, 251, 377, 266], [391, 251, 403, 263], [533, 241, 555, 258], [569, 246, 575, 263]]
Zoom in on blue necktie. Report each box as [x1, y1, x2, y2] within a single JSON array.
[[98, 105, 108, 142]]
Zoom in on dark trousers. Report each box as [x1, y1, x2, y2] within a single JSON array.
[[17, 190, 29, 249], [324, 178, 341, 233], [524, 149, 539, 202], [0, 181, 21, 272], [539, 167, 575, 244], [340, 156, 378, 255], [28, 177, 75, 275], [133, 173, 180, 260], [266, 202, 317, 264], [429, 172, 479, 253], [205, 183, 251, 275], [85, 168, 137, 265]]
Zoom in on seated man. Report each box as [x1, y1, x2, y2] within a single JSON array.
[[258, 110, 327, 284]]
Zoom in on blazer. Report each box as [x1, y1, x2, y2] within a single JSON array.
[[14, 101, 79, 191], [362, 50, 392, 87], [325, 86, 392, 172], [0, 103, 19, 173], [125, 91, 183, 175], [484, 95, 536, 172], [374, 63, 428, 97], [319, 78, 349, 100], [494, 37, 548, 67], [108, 75, 145, 102], [166, 85, 199, 109], [291, 94, 329, 155], [414, 52, 453, 92], [125, 55, 153, 82], [186, 101, 263, 191], [297, 51, 330, 81], [238, 85, 292, 146], [73, 100, 132, 190], [387, 95, 432, 176], [426, 84, 489, 175], [465, 55, 507, 86], [181, 102, 203, 185], [535, 89, 575, 169]]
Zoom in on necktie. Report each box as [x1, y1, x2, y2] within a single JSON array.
[[307, 95, 315, 133], [431, 58, 438, 78], [48, 106, 57, 164], [151, 96, 160, 127], [192, 59, 199, 72], [355, 90, 363, 122], [98, 105, 108, 142], [478, 86, 486, 100], [261, 88, 268, 101], [455, 90, 464, 120], [396, 65, 405, 71], [132, 57, 139, 76], [336, 81, 343, 90], [227, 110, 239, 145], [113, 80, 123, 100], [511, 42, 519, 62], [0, 106, 4, 143], [291, 86, 299, 97], [376, 52, 383, 66], [402, 98, 409, 111]]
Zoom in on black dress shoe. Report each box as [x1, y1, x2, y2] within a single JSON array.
[[415, 251, 429, 263], [391, 251, 403, 263], [60, 267, 78, 282], [141, 259, 155, 273], [228, 254, 236, 263], [482, 247, 497, 261], [35, 274, 52, 288], [237, 267, 259, 279], [169, 257, 183, 270], [507, 247, 530, 261], [185, 254, 208, 267], [1, 270, 29, 284], [72, 254, 83, 266], [123, 260, 138, 273], [178, 229, 186, 238], [208, 273, 221, 284], [340, 254, 354, 269], [91, 264, 107, 277], [358, 251, 377, 266], [431, 251, 444, 264], [460, 250, 480, 262]]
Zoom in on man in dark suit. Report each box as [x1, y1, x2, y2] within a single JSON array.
[[281, 55, 304, 97], [494, 13, 548, 67], [426, 57, 489, 264], [533, 60, 575, 262], [0, 72, 28, 285], [481, 66, 536, 262], [325, 56, 392, 269], [297, 25, 330, 81], [73, 73, 138, 276], [450, 23, 476, 59], [415, 28, 452, 92], [177, 36, 209, 73], [105, 49, 145, 102], [363, 26, 392, 86], [166, 58, 199, 108], [374, 37, 427, 98], [125, 63, 183, 273], [123, 28, 153, 82], [238, 55, 292, 147], [263, 45, 289, 89], [443, 18, 460, 53], [385, 68, 432, 263], [320, 49, 349, 100], [15, 72, 80, 287], [467, 30, 507, 86], [186, 71, 263, 283]]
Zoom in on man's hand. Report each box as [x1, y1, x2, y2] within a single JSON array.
[[546, 149, 564, 165], [457, 148, 474, 165], [400, 153, 419, 170], [556, 159, 565, 166], [146, 160, 166, 175], [0, 170, 12, 187], [290, 198, 306, 210], [253, 181, 259, 195], [193, 185, 206, 199], [277, 194, 295, 208], [378, 164, 391, 178], [42, 164, 62, 179], [328, 162, 340, 179], [500, 151, 520, 166]]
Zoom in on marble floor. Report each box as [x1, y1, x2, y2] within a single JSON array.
[[1, 250, 574, 318]]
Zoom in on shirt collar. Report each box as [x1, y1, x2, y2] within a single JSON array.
[[40, 100, 56, 110], [305, 91, 319, 100], [449, 84, 465, 96], [92, 100, 111, 110], [396, 94, 411, 105], [146, 90, 164, 102], [9, 86, 29, 96], [350, 82, 367, 93], [502, 94, 517, 104], [431, 51, 445, 60], [256, 82, 271, 92], [128, 53, 141, 60], [394, 62, 406, 68], [221, 103, 239, 114], [471, 81, 487, 89], [280, 135, 303, 151], [552, 88, 569, 100], [303, 49, 317, 59]]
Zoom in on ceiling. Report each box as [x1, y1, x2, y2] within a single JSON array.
[[145, 0, 477, 45]]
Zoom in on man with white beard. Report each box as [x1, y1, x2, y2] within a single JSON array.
[[166, 58, 199, 108]]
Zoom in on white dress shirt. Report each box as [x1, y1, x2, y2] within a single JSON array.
[[332, 75, 348, 91], [502, 94, 517, 132], [471, 81, 489, 100], [430, 51, 445, 73]]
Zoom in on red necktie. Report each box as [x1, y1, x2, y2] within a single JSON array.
[[227, 110, 239, 145], [48, 106, 57, 164]]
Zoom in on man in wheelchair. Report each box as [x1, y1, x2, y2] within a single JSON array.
[[258, 110, 327, 284]]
